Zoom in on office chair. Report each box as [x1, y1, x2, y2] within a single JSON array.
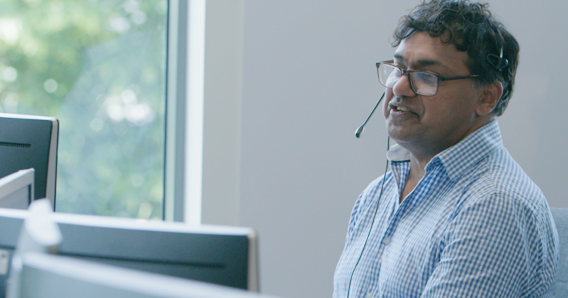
[[548, 208, 568, 297]]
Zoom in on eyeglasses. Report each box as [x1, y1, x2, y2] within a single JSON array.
[[376, 60, 479, 96]]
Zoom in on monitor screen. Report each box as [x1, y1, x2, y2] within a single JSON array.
[[15, 252, 272, 298], [0, 169, 34, 210], [0, 209, 258, 297], [0, 113, 58, 208]]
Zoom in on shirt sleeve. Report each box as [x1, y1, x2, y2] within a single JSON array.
[[420, 193, 558, 298]]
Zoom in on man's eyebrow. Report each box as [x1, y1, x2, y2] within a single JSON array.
[[393, 53, 405, 62], [393, 53, 444, 68], [415, 59, 442, 67]]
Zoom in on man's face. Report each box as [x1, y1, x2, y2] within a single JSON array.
[[383, 31, 485, 157]]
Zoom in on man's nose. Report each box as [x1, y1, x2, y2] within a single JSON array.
[[392, 74, 417, 98]]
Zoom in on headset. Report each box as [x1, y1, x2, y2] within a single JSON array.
[[347, 90, 388, 297]]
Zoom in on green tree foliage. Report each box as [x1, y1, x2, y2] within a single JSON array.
[[0, 0, 167, 219]]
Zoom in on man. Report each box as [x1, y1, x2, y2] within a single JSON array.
[[333, 1, 559, 297]]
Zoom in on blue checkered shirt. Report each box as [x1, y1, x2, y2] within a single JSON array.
[[333, 121, 559, 298]]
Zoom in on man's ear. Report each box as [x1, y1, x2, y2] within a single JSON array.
[[476, 81, 503, 116]]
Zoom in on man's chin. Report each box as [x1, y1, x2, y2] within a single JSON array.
[[387, 127, 420, 144]]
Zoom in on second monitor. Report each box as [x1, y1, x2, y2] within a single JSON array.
[[0, 169, 34, 210]]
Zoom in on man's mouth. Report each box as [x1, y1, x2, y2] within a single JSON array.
[[394, 106, 410, 112], [390, 104, 412, 113]]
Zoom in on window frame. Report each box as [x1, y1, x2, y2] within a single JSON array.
[[165, 0, 243, 225]]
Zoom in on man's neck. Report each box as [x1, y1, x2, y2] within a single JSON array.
[[400, 154, 428, 203], [396, 117, 496, 202]]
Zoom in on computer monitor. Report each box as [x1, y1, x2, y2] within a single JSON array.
[[0, 208, 258, 297], [0, 169, 34, 210], [0, 113, 58, 208], [14, 252, 274, 298]]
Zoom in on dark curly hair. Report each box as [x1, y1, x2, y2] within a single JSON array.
[[392, 0, 519, 116]]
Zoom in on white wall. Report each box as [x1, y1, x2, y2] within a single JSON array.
[[203, 1, 568, 297]]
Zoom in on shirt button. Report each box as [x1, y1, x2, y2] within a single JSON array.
[[365, 291, 373, 298], [383, 237, 391, 245]]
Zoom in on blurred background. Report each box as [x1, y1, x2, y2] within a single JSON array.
[[0, 1, 566, 298], [0, 0, 167, 219]]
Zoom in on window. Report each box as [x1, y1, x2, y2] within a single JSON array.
[[0, 0, 168, 219]]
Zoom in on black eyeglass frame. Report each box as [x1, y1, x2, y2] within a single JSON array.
[[376, 60, 480, 96]]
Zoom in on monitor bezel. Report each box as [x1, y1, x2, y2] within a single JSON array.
[[16, 252, 270, 298]]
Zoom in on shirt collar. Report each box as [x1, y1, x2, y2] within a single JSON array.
[[386, 120, 503, 181], [386, 143, 411, 162]]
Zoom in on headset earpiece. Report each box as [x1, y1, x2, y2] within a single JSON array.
[[487, 47, 509, 71]]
